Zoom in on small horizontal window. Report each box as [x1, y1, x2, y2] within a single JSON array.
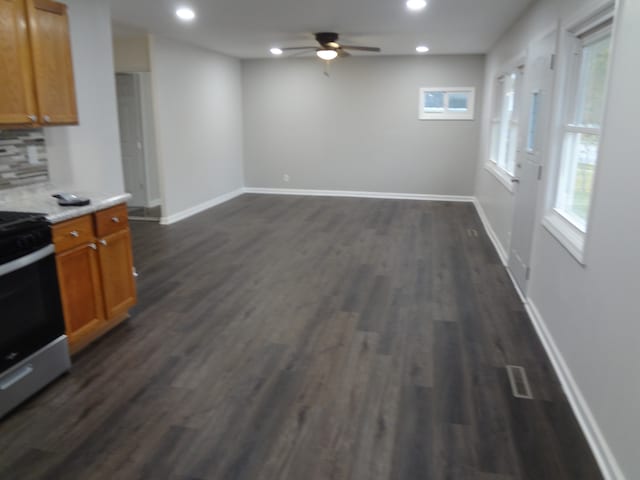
[[424, 91, 445, 112], [419, 87, 475, 120]]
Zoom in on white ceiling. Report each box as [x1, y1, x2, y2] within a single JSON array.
[[110, 0, 534, 58]]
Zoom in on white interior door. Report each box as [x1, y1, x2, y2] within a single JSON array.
[[509, 29, 558, 292], [116, 73, 147, 207]]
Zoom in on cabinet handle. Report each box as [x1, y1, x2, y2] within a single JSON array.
[[99, 239, 108, 246], [27, 114, 37, 122], [43, 115, 51, 123], [70, 230, 79, 238], [89, 243, 97, 250], [132, 267, 139, 278], [111, 216, 120, 223]]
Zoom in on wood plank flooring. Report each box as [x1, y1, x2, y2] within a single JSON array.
[[0, 194, 602, 480]]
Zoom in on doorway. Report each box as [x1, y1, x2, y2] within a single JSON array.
[[115, 72, 161, 221], [508, 29, 558, 292]]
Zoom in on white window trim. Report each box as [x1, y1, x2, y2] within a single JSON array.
[[485, 161, 515, 193], [542, 0, 616, 265], [418, 87, 475, 120], [542, 210, 586, 264]]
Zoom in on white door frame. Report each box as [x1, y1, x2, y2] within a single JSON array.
[[116, 73, 147, 207]]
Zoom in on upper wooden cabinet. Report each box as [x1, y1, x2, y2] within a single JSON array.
[[0, 0, 37, 125], [28, 0, 77, 124], [0, 0, 78, 128]]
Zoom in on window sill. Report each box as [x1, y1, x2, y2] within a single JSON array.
[[484, 162, 515, 193], [542, 211, 586, 265]]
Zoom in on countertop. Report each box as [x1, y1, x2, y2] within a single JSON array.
[[0, 184, 132, 224]]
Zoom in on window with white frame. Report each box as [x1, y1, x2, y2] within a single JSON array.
[[489, 67, 524, 176], [419, 87, 475, 120], [553, 16, 613, 233]]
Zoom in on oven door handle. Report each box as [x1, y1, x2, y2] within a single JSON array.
[[0, 364, 34, 390], [0, 244, 55, 277]]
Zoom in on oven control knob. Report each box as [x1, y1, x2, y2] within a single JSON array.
[[32, 231, 44, 246], [17, 234, 36, 250]]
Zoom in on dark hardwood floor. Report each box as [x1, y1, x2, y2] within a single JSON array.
[[0, 194, 602, 480]]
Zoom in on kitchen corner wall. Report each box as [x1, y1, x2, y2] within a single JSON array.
[[45, 0, 124, 195], [148, 35, 244, 221], [242, 55, 485, 195]]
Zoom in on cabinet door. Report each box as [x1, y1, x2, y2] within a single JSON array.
[[98, 228, 137, 320], [56, 243, 104, 349], [0, 0, 38, 126], [27, 0, 77, 124]]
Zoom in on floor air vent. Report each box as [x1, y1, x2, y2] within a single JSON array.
[[506, 365, 534, 399]]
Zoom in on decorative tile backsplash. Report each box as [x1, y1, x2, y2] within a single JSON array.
[[0, 129, 49, 190]]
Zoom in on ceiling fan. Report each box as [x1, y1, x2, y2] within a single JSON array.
[[278, 32, 381, 60]]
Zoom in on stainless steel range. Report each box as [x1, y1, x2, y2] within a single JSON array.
[[0, 211, 70, 419]]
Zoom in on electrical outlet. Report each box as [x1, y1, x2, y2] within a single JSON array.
[[283, 174, 290, 183]]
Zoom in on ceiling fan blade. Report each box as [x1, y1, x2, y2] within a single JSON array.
[[289, 49, 317, 58], [280, 46, 317, 51], [341, 45, 381, 52], [337, 48, 351, 57]]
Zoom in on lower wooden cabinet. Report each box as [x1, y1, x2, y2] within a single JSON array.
[[97, 228, 136, 320], [52, 204, 137, 353], [55, 242, 104, 347]]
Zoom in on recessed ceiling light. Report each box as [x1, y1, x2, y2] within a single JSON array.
[[270, 47, 283, 55], [175, 7, 196, 21], [406, 0, 427, 11], [416, 45, 430, 53]]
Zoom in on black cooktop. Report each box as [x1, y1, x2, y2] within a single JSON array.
[[0, 211, 51, 264], [0, 211, 47, 233]]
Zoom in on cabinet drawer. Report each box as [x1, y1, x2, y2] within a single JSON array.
[[95, 204, 129, 237], [52, 215, 95, 252]]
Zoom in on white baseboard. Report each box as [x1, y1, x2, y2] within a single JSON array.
[[525, 300, 625, 480], [472, 198, 509, 266], [160, 188, 244, 225], [473, 197, 624, 480], [159, 187, 472, 226], [243, 187, 474, 203], [147, 198, 161, 208]]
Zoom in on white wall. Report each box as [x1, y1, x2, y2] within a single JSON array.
[[45, 0, 124, 195], [475, 0, 639, 478], [243, 55, 485, 195], [113, 35, 151, 73], [149, 36, 244, 220]]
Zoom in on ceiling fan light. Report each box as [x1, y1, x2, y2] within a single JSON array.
[[406, 0, 427, 11], [270, 47, 283, 55], [317, 49, 338, 61]]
